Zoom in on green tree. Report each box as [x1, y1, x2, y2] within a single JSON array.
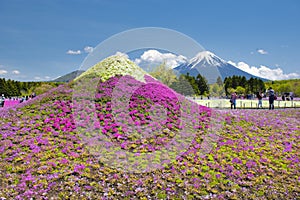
[[294, 85, 300, 97], [0, 78, 8, 95], [257, 79, 266, 92], [209, 83, 225, 97], [277, 83, 292, 94], [247, 77, 254, 94], [240, 76, 247, 88], [224, 77, 232, 95], [170, 74, 196, 96], [196, 74, 209, 95], [231, 75, 239, 89], [235, 86, 245, 95], [186, 73, 200, 95], [150, 62, 177, 86], [6, 79, 20, 96], [0, 78, 62, 97], [227, 87, 236, 94], [33, 83, 55, 95], [216, 76, 223, 86]]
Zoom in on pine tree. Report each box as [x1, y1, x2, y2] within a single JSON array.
[[196, 74, 209, 95], [170, 74, 196, 96], [216, 76, 223, 86]]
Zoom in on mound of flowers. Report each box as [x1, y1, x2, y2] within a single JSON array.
[[75, 54, 148, 82], [0, 55, 299, 199]]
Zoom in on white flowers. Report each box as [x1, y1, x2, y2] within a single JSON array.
[[76, 55, 148, 82]]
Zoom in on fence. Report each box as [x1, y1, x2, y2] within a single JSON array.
[[193, 99, 300, 109]]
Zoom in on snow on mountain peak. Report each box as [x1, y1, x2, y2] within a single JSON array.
[[189, 51, 226, 67]]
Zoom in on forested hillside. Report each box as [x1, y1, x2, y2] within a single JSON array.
[[0, 78, 61, 97], [265, 79, 300, 96]]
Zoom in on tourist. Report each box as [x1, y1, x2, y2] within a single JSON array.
[[257, 91, 263, 108], [290, 92, 294, 101], [268, 87, 275, 110], [230, 92, 237, 109], [0, 94, 5, 107]]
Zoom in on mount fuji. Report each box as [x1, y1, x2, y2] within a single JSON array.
[[174, 51, 268, 84]]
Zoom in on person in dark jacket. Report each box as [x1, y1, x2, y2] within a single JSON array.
[[230, 92, 237, 109], [268, 87, 275, 110]]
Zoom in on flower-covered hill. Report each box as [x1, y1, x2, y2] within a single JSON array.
[[0, 55, 299, 199], [75, 54, 148, 82]]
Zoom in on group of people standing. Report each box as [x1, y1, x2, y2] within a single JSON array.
[[0, 93, 36, 108], [230, 87, 276, 110]]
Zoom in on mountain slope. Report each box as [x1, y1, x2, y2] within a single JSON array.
[[53, 70, 85, 82], [175, 51, 269, 84]]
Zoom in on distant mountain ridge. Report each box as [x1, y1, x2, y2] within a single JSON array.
[[54, 51, 268, 84], [175, 51, 269, 84], [53, 70, 85, 82]]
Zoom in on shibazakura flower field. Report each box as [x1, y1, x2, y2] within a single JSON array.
[[0, 56, 299, 199]]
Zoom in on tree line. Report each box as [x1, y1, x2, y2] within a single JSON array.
[[170, 73, 209, 96], [224, 76, 266, 96], [0, 78, 60, 97], [3, 65, 298, 99], [150, 63, 209, 96], [150, 63, 270, 97], [265, 79, 300, 97]]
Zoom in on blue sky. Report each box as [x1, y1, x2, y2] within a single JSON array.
[[0, 0, 299, 81]]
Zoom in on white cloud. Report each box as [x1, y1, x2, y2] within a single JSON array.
[[228, 61, 299, 80], [84, 46, 94, 53], [114, 51, 129, 58], [134, 49, 187, 69], [257, 49, 268, 55], [0, 69, 8, 75], [66, 50, 81, 55], [33, 76, 51, 80], [12, 70, 20, 75]]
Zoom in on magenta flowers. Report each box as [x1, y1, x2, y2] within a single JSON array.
[[0, 55, 299, 199]]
